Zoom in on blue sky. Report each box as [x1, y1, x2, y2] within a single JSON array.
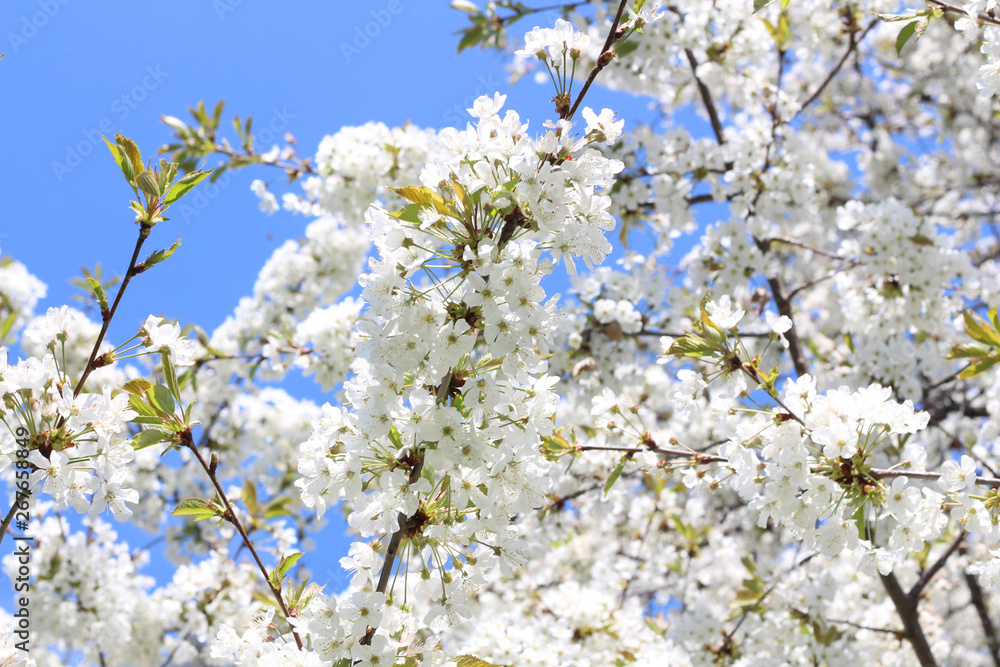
[[0, 1, 673, 601]]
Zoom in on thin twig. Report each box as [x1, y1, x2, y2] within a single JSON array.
[[825, 617, 905, 637], [577, 440, 1000, 489], [926, 0, 1000, 27], [566, 0, 629, 120], [180, 429, 304, 650], [727, 553, 816, 640], [634, 329, 772, 339], [74, 229, 149, 396], [793, 20, 878, 119], [766, 274, 809, 377], [685, 48, 726, 145], [763, 235, 845, 260]]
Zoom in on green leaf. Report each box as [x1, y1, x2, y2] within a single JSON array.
[[264, 497, 295, 519], [450, 176, 473, 220], [964, 308, 1000, 347], [615, 39, 641, 57], [157, 160, 178, 194], [388, 203, 428, 225], [958, 358, 999, 379], [116, 134, 144, 177], [753, 0, 777, 13], [128, 394, 158, 418], [172, 498, 221, 521], [130, 415, 164, 425], [132, 428, 170, 450], [149, 384, 176, 416], [895, 20, 918, 56], [604, 454, 630, 497], [667, 334, 716, 358], [457, 25, 486, 52], [276, 551, 304, 579], [103, 135, 136, 184], [161, 351, 182, 405], [390, 185, 456, 217], [123, 378, 153, 397], [0, 311, 17, 342], [243, 480, 259, 514], [164, 169, 212, 206], [86, 277, 109, 317], [137, 237, 182, 273], [172, 498, 211, 515], [945, 342, 993, 359]]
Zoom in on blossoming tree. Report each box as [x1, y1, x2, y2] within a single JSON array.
[[8, 0, 1000, 664]]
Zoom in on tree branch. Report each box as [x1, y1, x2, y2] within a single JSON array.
[[74, 228, 150, 396], [965, 567, 1000, 666], [181, 429, 304, 650], [926, 0, 1000, 27], [765, 274, 809, 378], [566, 0, 630, 120], [910, 531, 965, 600], [793, 20, 878, 120], [685, 48, 726, 145], [880, 571, 938, 666]]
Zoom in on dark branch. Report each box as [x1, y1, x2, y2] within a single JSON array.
[[685, 48, 726, 145], [880, 571, 938, 666]]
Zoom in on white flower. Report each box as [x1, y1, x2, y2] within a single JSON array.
[[939, 455, 979, 493], [582, 107, 624, 145], [971, 552, 1000, 588], [251, 179, 279, 214], [705, 295, 745, 329], [467, 92, 506, 119], [141, 315, 196, 366], [765, 310, 792, 347]]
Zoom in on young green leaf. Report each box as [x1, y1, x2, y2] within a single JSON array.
[[86, 277, 109, 317], [150, 384, 177, 416], [604, 453, 631, 497], [164, 169, 212, 206], [895, 20, 918, 56], [161, 351, 182, 404], [132, 428, 170, 450], [136, 237, 182, 273], [276, 551, 304, 579]]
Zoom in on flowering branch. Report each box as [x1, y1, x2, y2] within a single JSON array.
[[925, 0, 1000, 27], [565, 0, 629, 120], [179, 428, 305, 650], [73, 230, 148, 397]]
